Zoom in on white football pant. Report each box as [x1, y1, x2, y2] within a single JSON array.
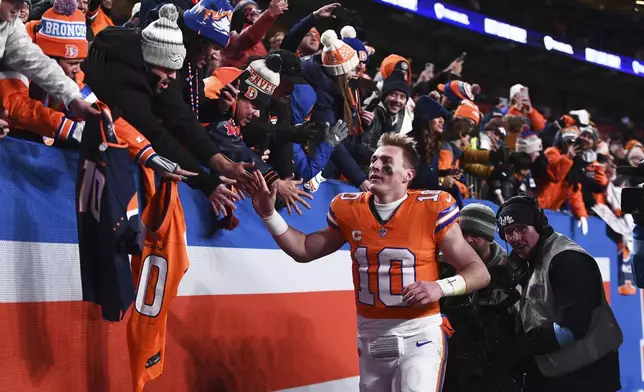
[[357, 324, 448, 392]]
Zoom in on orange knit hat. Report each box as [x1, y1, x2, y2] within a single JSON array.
[[37, 0, 88, 59], [320, 30, 358, 76], [626, 140, 644, 166], [454, 99, 481, 126], [380, 54, 412, 85], [625, 139, 643, 152]]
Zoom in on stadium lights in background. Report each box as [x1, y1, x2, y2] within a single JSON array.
[[375, 0, 644, 78]]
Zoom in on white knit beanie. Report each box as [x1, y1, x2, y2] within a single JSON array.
[[238, 53, 282, 108], [320, 30, 359, 76], [516, 130, 543, 154], [141, 4, 186, 70]]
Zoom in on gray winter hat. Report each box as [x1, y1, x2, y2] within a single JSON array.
[[141, 4, 186, 70], [460, 203, 497, 242]]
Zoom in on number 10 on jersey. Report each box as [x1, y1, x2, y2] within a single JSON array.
[[78, 160, 106, 221], [354, 247, 417, 307]]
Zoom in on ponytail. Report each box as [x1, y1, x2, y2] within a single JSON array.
[[332, 74, 355, 133], [423, 127, 433, 164]]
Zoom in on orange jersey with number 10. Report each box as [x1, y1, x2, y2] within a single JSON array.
[[127, 179, 189, 392], [327, 190, 460, 320]]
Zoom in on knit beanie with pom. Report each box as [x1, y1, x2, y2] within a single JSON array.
[[438, 80, 478, 105], [515, 130, 543, 154], [141, 4, 186, 70], [340, 25, 368, 63], [320, 29, 358, 76], [237, 53, 282, 109], [38, 0, 88, 59]]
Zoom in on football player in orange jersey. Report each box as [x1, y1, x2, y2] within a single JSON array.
[[249, 132, 490, 391]]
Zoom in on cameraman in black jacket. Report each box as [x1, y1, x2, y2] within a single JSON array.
[[440, 203, 526, 392], [496, 194, 621, 392]]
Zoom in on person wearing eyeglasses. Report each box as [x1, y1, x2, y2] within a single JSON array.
[[495, 194, 622, 392]]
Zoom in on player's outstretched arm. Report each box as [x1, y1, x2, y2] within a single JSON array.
[[248, 171, 346, 263], [439, 224, 491, 294]]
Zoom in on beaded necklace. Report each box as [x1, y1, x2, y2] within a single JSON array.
[[187, 62, 199, 117]]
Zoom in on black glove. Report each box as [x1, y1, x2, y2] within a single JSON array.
[[566, 160, 584, 191], [490, 145, 509, 166], [632, 213, 644, 226], [286, 121, 318, 144]]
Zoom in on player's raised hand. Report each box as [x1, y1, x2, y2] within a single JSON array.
[[249, 170, 278, 218], [273, 178, 313, 216], [402, 281, 444, 307]]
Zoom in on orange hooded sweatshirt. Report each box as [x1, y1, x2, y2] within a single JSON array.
[[537, 146, 588, 219], [507, 105, 546, 132]]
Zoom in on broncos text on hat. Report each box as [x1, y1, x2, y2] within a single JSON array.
[[320, 29, 359, 76], [183, 0, 234, 49], [238, 54, 282, 109], [38, 0, 88, 59], [340, 25, 368, 63]]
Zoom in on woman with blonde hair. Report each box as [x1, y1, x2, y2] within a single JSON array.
[[300, 29, 370, 190]]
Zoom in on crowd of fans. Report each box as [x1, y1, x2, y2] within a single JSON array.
[[0, 0, 642, 281], [0, 0, 640, 389]]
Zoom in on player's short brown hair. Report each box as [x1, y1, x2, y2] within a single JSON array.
[[377, 133, 420, 168]]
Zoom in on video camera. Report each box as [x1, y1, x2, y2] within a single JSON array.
[[617, 162, 644, 215]]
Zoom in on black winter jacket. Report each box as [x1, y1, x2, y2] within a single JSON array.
[[82, 28, 221, 196], [241, 97, 297, 179], [512, 229, 621, 392]]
